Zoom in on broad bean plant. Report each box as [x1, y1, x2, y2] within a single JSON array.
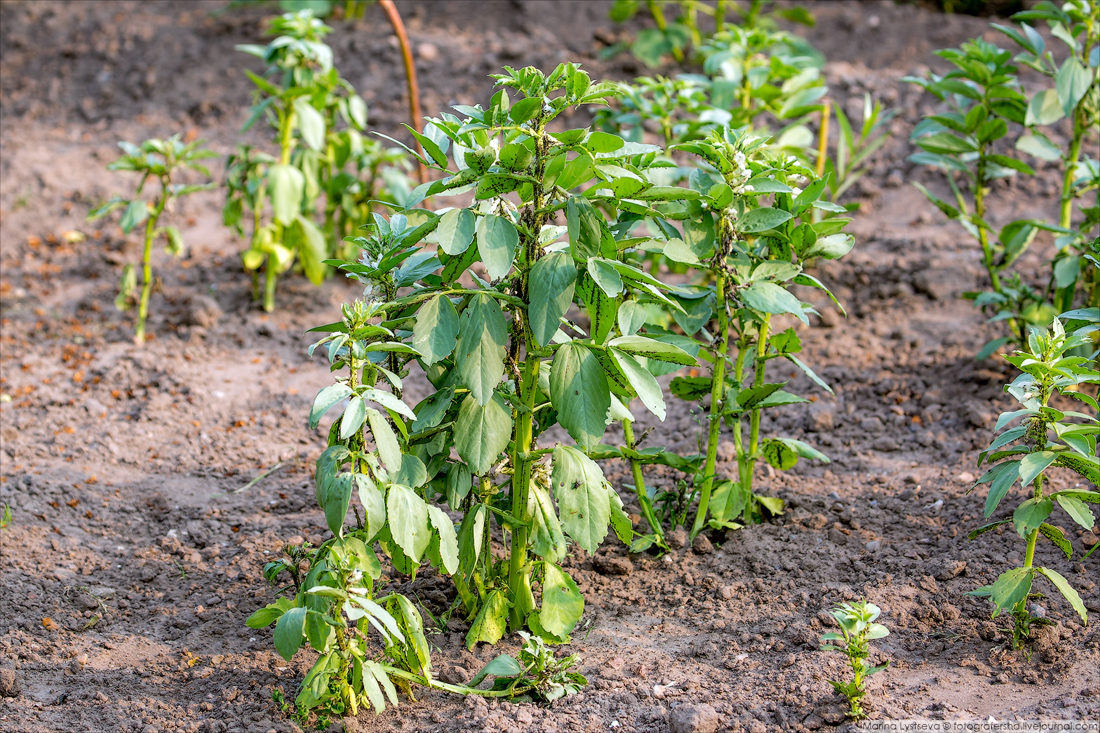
[[606, 0, 813, 69], [665, 131, 850, 538], [224, 10, 413, 311], [907, 1, 1099, 357], [970, 312, 1099, 647], [88, 135, 216, 344]]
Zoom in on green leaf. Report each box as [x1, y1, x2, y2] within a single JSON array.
[[576, 272, 617, 345], [988, 567, 1033, 616], [567, 196, 607, 261], [529, 252, 576, 348], [310, 384, 352, 429], [246, 597, 296, 629], [1013, 496, 1054, 539], [427, 505, 459, 575], [762, 439, 799, 471], [268, 164, 304, 226], [1038, 523, 1073, 558], [361, 388, 416, 421], [1019, 450, 1058, 487], [163, 225, 184, 256], [539, 563, 584, 639], [1055, 57, 1090, 117], [354, 474, 386, 542], [294, 97, 326, 152], [339, 396, 366, 441], [1056, 495, 1095, 531], [119, 200, 148, 234], [552, 445, 612, 555], [1037, 567, 1088, 624], [1016, 133, 1062, 161], [509, 96, 543, 124], [273, 606, 307, 661], [587, 258, 624, 298], [436, 208, 476, 256], [551, 343, 611, 449], [412, 295, 459, 366], [468, 653, 523, 688], [466, 590, 510, 649], [294, 215, 328, 286], [711, 481, 747, 524], [476, 214, 519, 281], [739, 282, 808, 324], [366, 408, 402, 472], [983, 461, 1020, 517], [611, 348, 665, 420], [736, 207, 793, 234], [387, 484, 431, 562], [670, 376, 712, 400], [802, 234, 854, 261], [607, 335, 696, 365], [454, 393, 513, 475], [529, 483, 566, 563], [456, 293, 508, 405], [391, 454, 427, 488], [322, 472, 353, 537], [1025, 88, 1065, 126]]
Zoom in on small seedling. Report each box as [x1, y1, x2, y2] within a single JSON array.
[[87, 135, 215, 343], [819, 600, 890, 720], [469, 632, 587, 702], [0, 503, 11, 530]]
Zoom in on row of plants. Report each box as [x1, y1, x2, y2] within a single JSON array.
[[906, 0, 1099, 358], [82, 3, 1098, 727], [242, 59, 858, 723]]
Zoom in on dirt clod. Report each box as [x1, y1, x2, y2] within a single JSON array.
[[594, 554, 633, 576], [0, 668, 20, 698], [666, 526, 688, 549], [692, 533, 714, 555], [668, 703, 719, 733]]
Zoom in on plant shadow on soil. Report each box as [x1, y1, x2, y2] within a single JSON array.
[[0, 1, 1097, 732]]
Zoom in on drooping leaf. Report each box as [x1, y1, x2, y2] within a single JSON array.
[[552, 445, 612, 555], [550, 343, 611, 449], [529, 252, 576, 347], [476, 214, 519, 281], [386, 484, 431, 562], [268, 164, 304, 226], [412, 295, 459, 366], [273, 606, 308, 661], [466, 590, 510, 649], [538, 562, 584, 639], [528, 483, 566, 564], [456, 293, 508, 405], [454, 393, 513, 475]]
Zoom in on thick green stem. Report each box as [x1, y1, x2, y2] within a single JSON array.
[[507, 355, 540, 627], [623, 419, 664, 543], [1060, 113, 1083, 232], [135, 189, 169, 344], [690, 268, 729, 539], [264, 254, 278, 313], [744, 315, 771, 521]]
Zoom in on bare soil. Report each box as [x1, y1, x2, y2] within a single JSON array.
[[1, 2, 1098, 732]]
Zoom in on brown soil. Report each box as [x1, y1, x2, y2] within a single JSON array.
[[1, 2, 1098, 733]]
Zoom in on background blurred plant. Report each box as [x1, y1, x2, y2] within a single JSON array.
[[907, 1, 1099, 358], [88, 135, 216, 343], [223, 9, 414, 311], [604, 0, 813, 69]]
